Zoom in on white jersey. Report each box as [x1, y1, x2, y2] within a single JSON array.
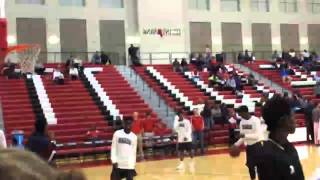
[[235, 116, 264, 146], [53, 70, 64, 80], [174, 118, 192, 143], [0, 130, 6, 148], [111, 129, 137, 170]]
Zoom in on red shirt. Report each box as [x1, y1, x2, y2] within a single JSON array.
[[154, 127, 171, 136], [132, 119, 143, 135], [191, 116, 204, 131], [86, 130, 101, 139], [143, 119, 156, 133]]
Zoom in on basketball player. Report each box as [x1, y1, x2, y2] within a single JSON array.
[[253, 95, 304, 180], [174, 111, 194, 171], [232, 105, 264, 180], [111, 118, 138, 180]]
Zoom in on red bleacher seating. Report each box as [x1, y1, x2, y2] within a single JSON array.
[[41, 78, 113, 145], [0, 78, 35, 142], [94, 66, 170, 133]]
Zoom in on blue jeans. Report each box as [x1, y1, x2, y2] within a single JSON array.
[[204, 117, 214, 130], [193, 131, 204, 154]]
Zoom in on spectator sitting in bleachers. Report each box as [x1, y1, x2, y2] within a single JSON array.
[[311, 51, 320, 63], [272, 50, 281, 62], [181, 58, 189, 72], [314, 72, 320, 82], [244, 50, 253, 63], [172, 58, 181, 72], [101, 51, 111, 65], [208, 73, 220, 88], [195, 54, 205, 71], [86, 124, 101, 146], [280, 66, 291, 83], [289, 49, 296, 59], [190, 53, 198, 65], [191, 70, 200, 82], [303, 49, 311, 62], [1, 59, 19, 79], [91, 51, 101, 64], [237, 52, 245, 64], [35, 61, 46, 75], [234, 74, 242, 92], [65, 56, 75, 69], [314, 81, 320, 98], [282, 50, 290, 61], [247, 73, 257, 86], [53, 65, 64, 85], [225, 74, 237, 92], [69, 65, 79, 80]]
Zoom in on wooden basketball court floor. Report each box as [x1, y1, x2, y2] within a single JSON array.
[[83, 145, 320, 180]]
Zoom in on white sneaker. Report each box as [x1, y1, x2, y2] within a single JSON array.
[[189, 161, 195, 174], [176, 162, 185, 170]]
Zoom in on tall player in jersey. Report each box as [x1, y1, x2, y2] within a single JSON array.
[[174, 111, 194, 171], [111, 118, 138, 180], [232, 105, 264, 180]]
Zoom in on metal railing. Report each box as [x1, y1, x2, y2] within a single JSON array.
[[37, 51, 127, 65], [237, 63, 290, 95], [129, 67, 171, 117], [32, 50, 316, 65]]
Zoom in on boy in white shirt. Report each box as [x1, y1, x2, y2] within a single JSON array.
[[53, 66, 64, 85], [111, 118, 138, 180], [233, 105, 264, 180], [174, 111, 194, 171]]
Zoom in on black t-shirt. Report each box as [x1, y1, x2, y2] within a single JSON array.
[[253, 140, 304, 180], [26, 132, 52, 160]]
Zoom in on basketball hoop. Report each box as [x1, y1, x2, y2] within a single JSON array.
[[5, 44, 41, 74]]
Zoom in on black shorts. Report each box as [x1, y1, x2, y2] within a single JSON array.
[[178, 142, 192, 152], [246, 144, 256, 167], [111, 167, 137, 180]]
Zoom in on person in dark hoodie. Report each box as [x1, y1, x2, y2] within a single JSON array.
[[26, 119, 55, 160]]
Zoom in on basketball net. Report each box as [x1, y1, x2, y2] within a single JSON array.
[[5, 44, 41, 74]]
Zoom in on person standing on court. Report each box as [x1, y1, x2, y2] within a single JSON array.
[[131, 112, 144, 159], [253, 95, 304, 180], [0, 129, 6, 148], [174, 111, 194, 171], [111, 118, 138, 180], [232, 105, 263, 180], [191, 108, 205, 155], [312, 103, 320, 145]]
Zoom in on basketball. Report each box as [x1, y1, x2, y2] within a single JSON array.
[[229, 145, 241, 158]]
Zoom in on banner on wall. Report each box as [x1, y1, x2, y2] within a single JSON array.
[[142, 28, 182, 38]]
